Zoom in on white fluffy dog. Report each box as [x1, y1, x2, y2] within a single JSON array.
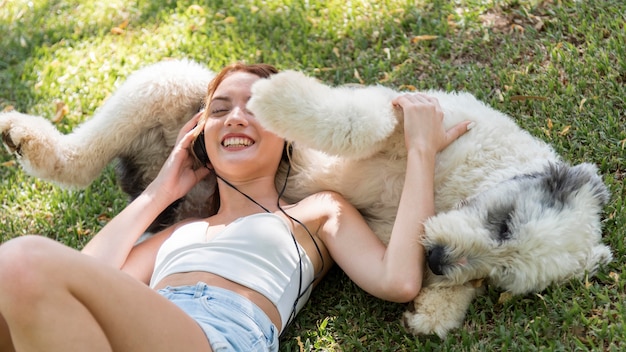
[[0, 60, 612, 337]]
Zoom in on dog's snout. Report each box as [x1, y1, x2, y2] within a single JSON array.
[[427, 245, 446, 275]]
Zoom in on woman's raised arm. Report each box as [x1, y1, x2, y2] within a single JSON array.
[[81, 113, 210, 269], [320, 94, 472, 302]]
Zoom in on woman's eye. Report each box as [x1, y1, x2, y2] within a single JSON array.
[[210, 108, 229, 116]]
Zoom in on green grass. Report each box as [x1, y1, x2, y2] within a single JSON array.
[[1, 0, 625, 350]]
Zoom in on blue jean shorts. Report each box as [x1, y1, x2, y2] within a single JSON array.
[[157, 282, 278, 351]]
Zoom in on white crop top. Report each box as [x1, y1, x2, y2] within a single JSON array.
[[149, 213, 314, 330]]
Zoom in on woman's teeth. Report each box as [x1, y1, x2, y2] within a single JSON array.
[[223, 137, 253, 147]]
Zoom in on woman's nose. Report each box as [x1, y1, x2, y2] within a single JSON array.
[[224, 107, 251, 126]]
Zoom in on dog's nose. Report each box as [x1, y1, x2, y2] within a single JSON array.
[[427, 245, 446, 275]]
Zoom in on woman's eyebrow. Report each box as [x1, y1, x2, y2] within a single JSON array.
[[210, 96, 231, 103]]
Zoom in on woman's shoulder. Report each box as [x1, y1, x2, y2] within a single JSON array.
[[301, 190, 348, 206], [295, 190, 353, 219]]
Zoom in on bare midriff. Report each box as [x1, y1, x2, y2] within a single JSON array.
[[153, 272, 282, 331]]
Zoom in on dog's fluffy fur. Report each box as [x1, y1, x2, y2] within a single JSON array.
[[0, 60, 612, 337]]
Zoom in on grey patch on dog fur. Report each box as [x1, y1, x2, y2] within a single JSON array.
[[486, 204, 514, 242], [540, 163, 609, 207], [488, 163, 609, 233]]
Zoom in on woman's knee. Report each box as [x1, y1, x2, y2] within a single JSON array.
[[0, 235, 64, 303]]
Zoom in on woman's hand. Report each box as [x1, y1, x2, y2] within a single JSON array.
[[145, 112, 211, 203], [82, 111, 210, 268], [392, 93, 472, 156]]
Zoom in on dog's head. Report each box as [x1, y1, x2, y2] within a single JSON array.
[[423, 162, 612, 294]]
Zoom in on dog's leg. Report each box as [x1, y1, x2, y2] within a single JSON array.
[[0, 60, 213, 188], [248, 70, 400, 160], [1, 111, 79, 184], [585, 244, 613, 276], [402, 283, 483, 338]]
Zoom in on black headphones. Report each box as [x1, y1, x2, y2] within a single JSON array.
[[191, 131, 292, 166], [191, 131, 210, 166], [281, 141, 293, 162]]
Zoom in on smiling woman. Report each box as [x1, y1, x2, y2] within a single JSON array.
[[194, 64, 285, 173]]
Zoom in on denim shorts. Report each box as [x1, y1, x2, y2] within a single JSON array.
[[157, 282, 278, 351]]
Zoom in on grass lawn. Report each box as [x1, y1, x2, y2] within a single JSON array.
[[1, 0, 625, 350]]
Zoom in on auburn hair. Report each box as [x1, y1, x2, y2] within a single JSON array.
[[207, 63, 278, 102]]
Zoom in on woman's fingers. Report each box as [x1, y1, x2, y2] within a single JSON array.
[[176, 111, 205, 142], [393, 93, 474, 153], [185, 111, 204, 130], [444, 121, 473, 148]]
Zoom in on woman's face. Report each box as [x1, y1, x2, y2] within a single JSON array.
[[202, 71, 284, 178]]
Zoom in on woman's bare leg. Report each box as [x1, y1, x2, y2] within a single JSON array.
[[0, 235, 213, 352]]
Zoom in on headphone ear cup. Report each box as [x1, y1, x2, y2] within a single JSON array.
[[192, 131, 210, 165], [281, 142, 293, 162]]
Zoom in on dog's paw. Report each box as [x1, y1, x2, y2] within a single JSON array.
[[0, 111, 22, 155], [586, 244, 613, 275], [402, 284, 483, 338], [248, 70, 325, 137], [1, 129, 18, 154], [0, 111, 69, 179], [248, 70, 347, 153], [1, 112, 53, 156]]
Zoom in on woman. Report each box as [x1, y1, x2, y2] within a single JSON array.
[[0, 63, 471, 351]]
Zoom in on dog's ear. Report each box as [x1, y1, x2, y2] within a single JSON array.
[[571, 163, 610, 206], [191, 131, 210, 166], [543, 162, 609, 207]]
